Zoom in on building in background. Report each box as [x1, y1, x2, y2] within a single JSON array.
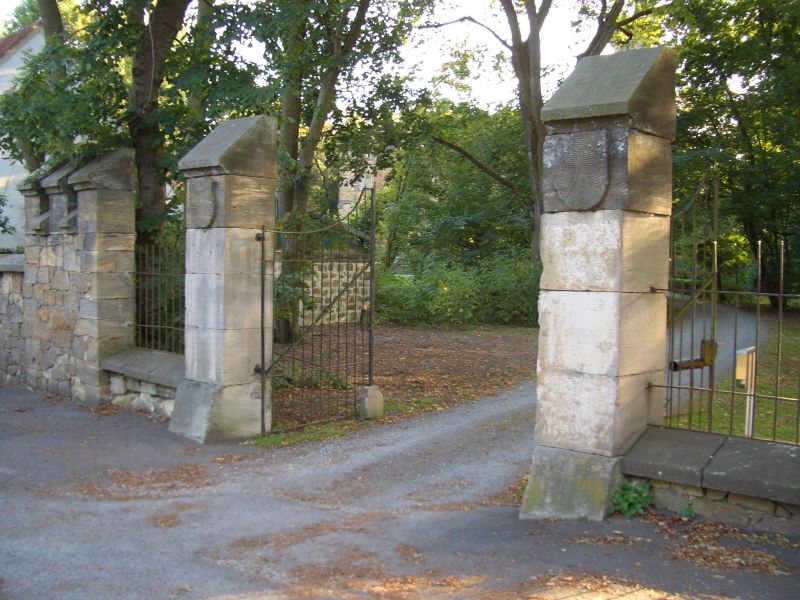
[[0, 24, 45, 250]]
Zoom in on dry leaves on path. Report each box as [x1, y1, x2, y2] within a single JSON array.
[[374, 325, 536, 408]]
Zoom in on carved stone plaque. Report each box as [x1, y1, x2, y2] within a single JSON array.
[[546, 130, 609, 211]]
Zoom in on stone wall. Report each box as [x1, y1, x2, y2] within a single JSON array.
[[300, 260, 371, 325], [0, 264, 24, 385], [107, 372, 176, 418], [16, 150, 136, 403], [628, 476, 800, 535]]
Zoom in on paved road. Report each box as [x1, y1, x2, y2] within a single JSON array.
[[1, 382, 798, 599]]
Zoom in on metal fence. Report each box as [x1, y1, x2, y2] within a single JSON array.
[[134, 242, 185, 354], [656, 176, 800, 445], [256, 188, 376, 433]]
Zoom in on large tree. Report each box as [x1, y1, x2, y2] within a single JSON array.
[[668, 0, 800, 298], [237, 0, 429, 219], [428, 1, 669, 259]]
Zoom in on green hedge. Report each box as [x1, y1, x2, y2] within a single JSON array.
[[376, 253, 541, 326]]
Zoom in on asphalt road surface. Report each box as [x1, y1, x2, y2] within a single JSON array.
[[1, 381, 798, 599]]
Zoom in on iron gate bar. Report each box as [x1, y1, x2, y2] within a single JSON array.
[[255, 186, 375, 432], [663, 173, 800, 445], [256, 262, 370, 380]]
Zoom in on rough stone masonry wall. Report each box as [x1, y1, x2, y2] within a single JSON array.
[[107, 373, 176, 418], [0, 270, 24, 385], [628, 476, 800, 535], [20, 160, 87, 396], [300, 260, 370, 325], [17, 150, 136, 404]]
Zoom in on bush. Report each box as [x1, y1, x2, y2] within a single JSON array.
[[417, 264, 478, 325], [375, 252, 541, 327], [474, 252, 541, 325], [375, 270, 418, 325]]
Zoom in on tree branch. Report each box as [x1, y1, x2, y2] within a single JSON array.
[[432, 136, 529, 207], [419, 16, 511, 50], [617, 2, 673, 28], [577, 0, 625, 59]]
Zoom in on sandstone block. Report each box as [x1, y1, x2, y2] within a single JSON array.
[[185, 228, 269, 275], [541, 47, 675, 140], [358, 385, 384, 420], [110, 375, 126, 395], [185, 175, 276, 229], [184, 272, 268, 330], [85, 272, 134, 301], [537, 290, 666, 377], [77, 189, 135, 234], [184, 326, 262, 386], [535, 369, 664, 456], [543, 128, 672, 215], [170, 380, 263, 443], [540, 211, 669, 292], [520, 445, 622, 521]]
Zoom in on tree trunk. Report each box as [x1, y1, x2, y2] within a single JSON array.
[[36, 0, 64, 39], [127, 0, 191, 242]]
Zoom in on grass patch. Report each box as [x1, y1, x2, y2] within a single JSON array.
[[672, 309, 800, 443], [249, 394, 445, 449], [250, 419, 368, 448]]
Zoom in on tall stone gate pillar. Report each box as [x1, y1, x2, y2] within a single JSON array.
[[170, 116, 277, 442], [521, 48, 675, 520]]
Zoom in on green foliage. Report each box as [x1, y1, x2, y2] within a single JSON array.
[[376, 251, 540, 327], [379, 101, 531, 271], [0, 0, 39, 35], [0, 193, 13, 235], [474, 252, 541, 325], [679, 504, 696, 520], [611, 480, 654, 518]]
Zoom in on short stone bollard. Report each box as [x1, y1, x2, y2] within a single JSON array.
[[358, 385, 384, 420]]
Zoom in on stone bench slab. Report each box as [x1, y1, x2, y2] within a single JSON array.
[[622, 427, 725, 487], [703, 437, 800, 506], [623, 426, 800, 505], [101, 348, 185, 389]]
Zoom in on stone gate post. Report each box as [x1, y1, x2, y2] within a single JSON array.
[[170, 116, 277, 442], [520, 48, 675, 520]]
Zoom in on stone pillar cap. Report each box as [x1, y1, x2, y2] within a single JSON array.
[[541, 47, 676, 140], [68, 148, 135, 190], [178, 115, 277, 177], [40, 160, 80, 193]]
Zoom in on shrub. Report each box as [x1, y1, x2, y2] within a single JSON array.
[[375, 270, 418, 325], [474, 252, 540, 325], [417, 264, 478, 325], [375, 252, 541, 327]]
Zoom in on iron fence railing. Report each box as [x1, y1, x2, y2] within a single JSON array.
[[655, 175, 799, 445], [135, 242, 185, 354], [256, 187, 376, 433]]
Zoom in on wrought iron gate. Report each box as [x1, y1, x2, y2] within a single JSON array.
[[658, 174, 800, 445], [256, 188, 376, 433]]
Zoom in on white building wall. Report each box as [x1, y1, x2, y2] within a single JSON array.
[[0, 29, 45, 249]]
